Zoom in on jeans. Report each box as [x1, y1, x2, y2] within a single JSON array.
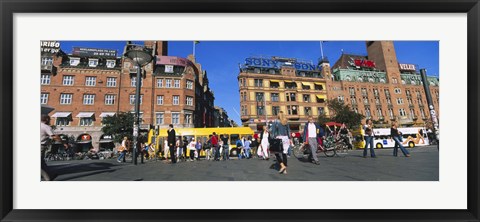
[[237, 147, 243, 159], [117, 151, 126, 162], [222, 145, 229, 160], [393, 136, 410, 156], [189, 149, 195, 160], [275, 153, 288, 167], [363, 136, 376, 157], [244, 147, 251, 158]]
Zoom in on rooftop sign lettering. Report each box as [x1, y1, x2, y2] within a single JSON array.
[[72, 47, 117, 57], [244, 57, 322, 71]]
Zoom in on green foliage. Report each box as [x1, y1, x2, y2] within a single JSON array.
[[317, 113, 331, 126], [101, 112, 134, 143], [325, 99, 365, 129]]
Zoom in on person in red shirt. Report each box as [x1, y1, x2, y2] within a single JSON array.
[[211, 132, 219, 161]]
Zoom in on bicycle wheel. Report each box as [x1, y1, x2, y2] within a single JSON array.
[[324, 146, 336, 157], [292, 144, 304, 158]]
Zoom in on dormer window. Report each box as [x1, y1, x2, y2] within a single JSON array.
[[106, 60, 116, 68], [89, 59, 99, 67], [69, 57, 80, 66]]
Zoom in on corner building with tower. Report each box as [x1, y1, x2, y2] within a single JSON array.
[[239, 41, 439, 133]]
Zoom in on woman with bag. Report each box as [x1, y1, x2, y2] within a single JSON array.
[[117, 136, 128, 163], [270, 111, 292, 174]]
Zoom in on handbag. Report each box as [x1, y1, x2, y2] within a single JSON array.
[[269, 138, 283, 152]]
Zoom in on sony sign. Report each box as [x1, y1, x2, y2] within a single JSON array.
[[399, 63, 416, 71], [244, 57, 322, 71]]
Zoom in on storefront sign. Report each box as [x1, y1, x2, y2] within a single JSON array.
[[72, 47, 117, 57], [399, 63, 416, 71], [41, 41, 60, 53], [244, 57, 322, 71]]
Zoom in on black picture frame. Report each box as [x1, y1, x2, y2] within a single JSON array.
[[1, 0, 479, 221]]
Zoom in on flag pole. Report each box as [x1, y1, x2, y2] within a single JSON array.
[[193, 41, 196, 57], [320, 41, 324, 60]]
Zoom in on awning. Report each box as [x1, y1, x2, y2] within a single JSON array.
[[269, 80, 280, 83], [76, 112, 95, 118], [41, 105, 55, 115], [302, 82, 312, 86], [99, 112, 116, 118], [316, 95, 327, 99], [51, 112, 72, 118], [284, 80, 293, 83], [314, 82, 325, 85]]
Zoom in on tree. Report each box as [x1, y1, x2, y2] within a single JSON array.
[[101, 112, 134, 144], [326, 99, 365, 129], [317, 113, 331, 126]]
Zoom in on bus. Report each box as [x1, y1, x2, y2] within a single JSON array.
[[151, 127, 255, 158], [372, 127, 429, 149]]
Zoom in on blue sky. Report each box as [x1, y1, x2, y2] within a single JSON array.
[[59, 41, 439, 125]]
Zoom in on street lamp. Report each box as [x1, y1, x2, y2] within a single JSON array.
[[124, 44, 153, 165]]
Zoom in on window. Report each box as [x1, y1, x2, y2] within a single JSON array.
[[394, 88, 401, 94], [373, 89, 379, 96], [272, 106, 280, 116], [131, 77, 143, 87], [392, 78, 398, 84], [56, 118, 71, 126], [407, 98, 413, 105], [349, 87, 355, 96], [41, 57, 53, 65], [157, 95, 164, 105], [271, 93, 279, 102], [420, 108, 426, 119], [63, 75, 74, 85], [302, 84, 311, 90], [399, 108, 407, 116], [255, 92, 264, 101], [254, 79, 263, 87], [318, 107, 325, 115], [287, 105, 298, 115], [375, 98, 380, 105], [363, 98, 369, 105], [353, 108, 358, 114], [69, 58, 80, 66], [41, 74, 51, 85], [60, 94, 73, 104], [88, 59, 99, 67], [384, 89, 391, 97], [166, 79, 172, 88], [156, 113, 164, 125], [303, 94, 310, 103], [365, 108, 371, 118], [83, 94, 95, 105], [361, 88, 367, 96], [388, 108, 394, 117], [315, 84, 324, 91], [186, 80, 193, 89], [270, 82, 280, 88], [387, 97, 392, 105], [173, 96, 180, 105], [397, 98, 404, 105], [40, 93, 49, 104], [256, 106, 265, 116], [337, 96, 345, 102], [185, 114, 192, 124], [241, 106, 247, 115], [129, 95, 143, 105], [156, 79, 164, 88], [377, 108, 383, 117], [172, 113, 180, 124], [174, 79, 180, 88], [80, 118, 94, 126], [106, 60, 116, 68], [286, 93, 296, 102], [304, 107, 312, 116], [410, 109, 416, 118], [106, 77, 117, 87], [85, 76, 96, 86], [104, 94, 115, 105], [186, 96, 193, 106]]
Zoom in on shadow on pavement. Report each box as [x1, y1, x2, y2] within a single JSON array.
[[50, 162, 118, 181]]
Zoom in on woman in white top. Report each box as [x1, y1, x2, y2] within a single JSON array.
[[163, 140, 169, 161], [259, 125, 270, 160], [188, 138, 197, 161]]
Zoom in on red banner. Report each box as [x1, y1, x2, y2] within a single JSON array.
[[354, 59, 376, 68]]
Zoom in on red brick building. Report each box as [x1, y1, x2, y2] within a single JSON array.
[[40, 41, 216, 148]]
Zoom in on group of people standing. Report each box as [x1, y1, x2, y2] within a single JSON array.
[[362, 119, 411, 158]]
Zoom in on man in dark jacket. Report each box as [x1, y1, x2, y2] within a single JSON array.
[[167, 124, 176, 163], [302, 116, 324, 165]]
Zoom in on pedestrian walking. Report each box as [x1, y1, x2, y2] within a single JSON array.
[[244, 137, 252, 159], [176, 137, 183, 162], [270, 111, 292, 174], [302, 116, 324, 165], [41, 114, 61, 181], [391, 121, 411, 157], [205, 135, 212, 160], [363, 119, 376, 158], [117, 136, 128, 163], [167, 124, 176, 164], [221, 134, 230, 160], [195, 138, 202, 160], [259, 125, 270, 160], [236, 138, 244, 159], [211, 132, 219, 161], [188, 138, 196, 161]]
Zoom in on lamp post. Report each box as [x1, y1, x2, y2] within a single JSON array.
[[124, 44, 153, 165]]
